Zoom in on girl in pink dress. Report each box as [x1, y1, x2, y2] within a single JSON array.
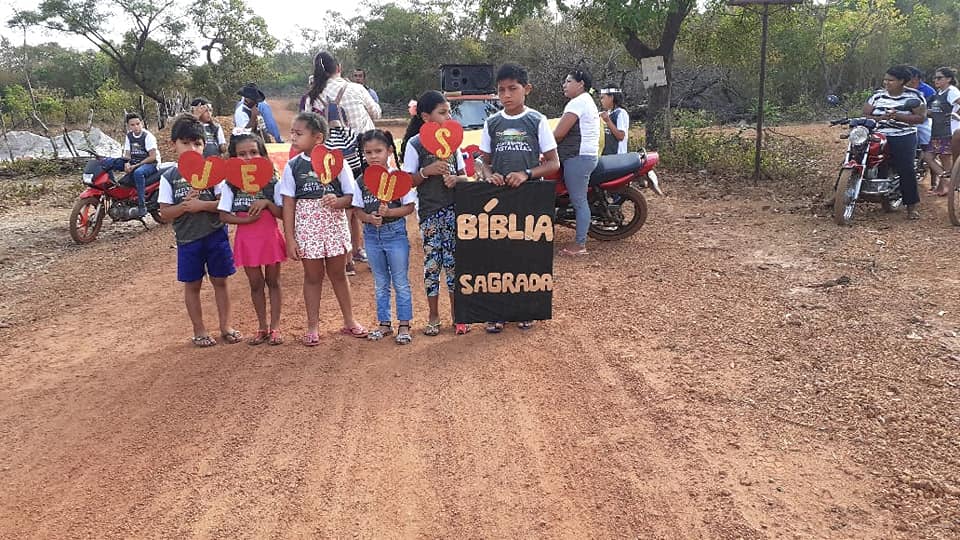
[[217, 133, 287, 345], [278, 112, 367, 346]]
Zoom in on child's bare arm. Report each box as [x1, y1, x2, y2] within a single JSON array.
[[218, 211, 257, 224]]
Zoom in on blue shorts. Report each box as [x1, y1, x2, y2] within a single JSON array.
[[176, 227, 235, 282]]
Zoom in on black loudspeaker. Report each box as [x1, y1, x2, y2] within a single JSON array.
[[441, 64, 495, 94]]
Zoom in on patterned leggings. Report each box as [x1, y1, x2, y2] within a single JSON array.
[[419, 205, 456, 297]]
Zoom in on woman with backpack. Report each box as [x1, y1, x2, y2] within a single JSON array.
[[303, 51, 382, 274]]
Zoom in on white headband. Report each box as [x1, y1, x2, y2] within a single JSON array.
[[600, 88, 622, 94]]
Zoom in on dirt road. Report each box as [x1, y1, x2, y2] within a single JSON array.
[[1, 124, 958, 538]]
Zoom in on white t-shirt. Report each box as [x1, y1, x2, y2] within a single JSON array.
[[351, 171, 419, 210], [941, 85, 960, 133], [559, 93, 600, 157], [158, 177, 222, 204], [277, 153, 359, 198], [610, 108, 630, 154], [401, 141, 467, 173], [123, 130, 160, 162], [217, 184, 284, 212]]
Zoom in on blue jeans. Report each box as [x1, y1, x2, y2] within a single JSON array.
[[132, 163, 157, 209], [364, 219, 413, 322], [562, 155, 599, 245]]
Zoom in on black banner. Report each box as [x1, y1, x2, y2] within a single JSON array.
[[454, 181, 554, 323]]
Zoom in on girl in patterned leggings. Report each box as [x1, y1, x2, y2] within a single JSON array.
[[400, 91, 470, 336]]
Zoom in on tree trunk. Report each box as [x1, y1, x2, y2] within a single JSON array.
[[644, 57, 673, 149], [622, 3, 690, 149]]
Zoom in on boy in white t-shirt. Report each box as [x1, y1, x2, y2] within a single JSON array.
[[121, 113, 160, 217]]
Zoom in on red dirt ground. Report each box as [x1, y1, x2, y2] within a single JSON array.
[[0, 122, 957, 538]]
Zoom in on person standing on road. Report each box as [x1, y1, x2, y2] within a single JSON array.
[[351, 68, 380, 104], [863, 65, 927, 220], [305, 51, 383, 275], [923, 67, 960, 195]]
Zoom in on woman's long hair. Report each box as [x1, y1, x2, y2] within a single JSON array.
[[400, 90, 447, 160], [308, 51, 338, 102]]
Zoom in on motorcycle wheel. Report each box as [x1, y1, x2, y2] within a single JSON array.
[[69, 197, 105, 244], [587, 185, 648, 241], [948, 159, 960, 226], [833, 169, 855, 226]]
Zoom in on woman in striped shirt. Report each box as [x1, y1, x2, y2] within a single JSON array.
[[863, 65, 928, 220]]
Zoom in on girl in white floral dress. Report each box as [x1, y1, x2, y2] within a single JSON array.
[[279, 112, 367, 345]]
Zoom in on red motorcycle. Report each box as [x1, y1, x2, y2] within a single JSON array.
[[549, 150, 661, 240], [69, 158, 164, 244]]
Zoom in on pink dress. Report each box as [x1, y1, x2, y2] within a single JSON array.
[[233, 211, 287, 267]]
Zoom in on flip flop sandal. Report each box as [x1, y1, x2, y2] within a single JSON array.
[[423, 321, 441, 336], [192, 335, 217, 348], [268, 329, 284, 346], [455, 323, 471, 335], [518, 321, 535, 330], [340, 325, 368, 338], [302, 332, 320, 347], [221, 329, 243, 344], [560, 246, 589, 256], [248, 330, 270, 346], [395, 325, 413, 345], [368, 323, 394, 341], [485, 321, 505, 334]]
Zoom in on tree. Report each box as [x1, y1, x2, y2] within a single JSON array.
[[351, 3, 487, 103], [8, 0, 189, 108], [481, 0, 695, 147], [190, 0, 277, 112]]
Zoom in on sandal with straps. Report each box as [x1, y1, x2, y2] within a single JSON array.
[[395, 324, 412, 345], [248, 329, 270, 346], [485, 321, 504, 334], [423, 320, 441, 336], [368, 322, 394, 341], [268, 329, 283, 346], [221, 329, 243, 344], [192, 335, 217, 348]]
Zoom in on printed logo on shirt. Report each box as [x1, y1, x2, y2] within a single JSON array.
[[494, 128, 533, 153]]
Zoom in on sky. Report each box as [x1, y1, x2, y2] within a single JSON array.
[[0, 0, 368, 50]]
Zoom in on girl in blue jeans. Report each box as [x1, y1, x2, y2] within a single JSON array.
[[353, 130, 418, 344]]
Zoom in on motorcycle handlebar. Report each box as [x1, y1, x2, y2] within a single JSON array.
[[829, 118, 849, 126]]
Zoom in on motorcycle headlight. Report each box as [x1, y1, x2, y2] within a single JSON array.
[[849, 126, 870, 146]]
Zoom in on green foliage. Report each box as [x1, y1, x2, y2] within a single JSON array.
[[673, 109, 717, 130], [190, 0, 278, 112], [660, 127, 820, 182]]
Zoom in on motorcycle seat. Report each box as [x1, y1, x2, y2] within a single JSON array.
[[117, 169, 163, 187], [589, 152, 642, 186]]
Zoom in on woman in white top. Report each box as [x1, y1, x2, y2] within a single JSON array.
[[925, 67, 960, 195], [554, 69, 600, 255]]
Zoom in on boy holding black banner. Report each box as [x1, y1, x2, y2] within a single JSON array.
[[478, 63, 560, 332]]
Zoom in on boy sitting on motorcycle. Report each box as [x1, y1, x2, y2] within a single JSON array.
[[103, 113, 160, 218]]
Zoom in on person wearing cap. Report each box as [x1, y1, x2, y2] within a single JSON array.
[[599, 87, 629, 155], [233, 83, 283, 143], [190, 97, 227, 157]]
